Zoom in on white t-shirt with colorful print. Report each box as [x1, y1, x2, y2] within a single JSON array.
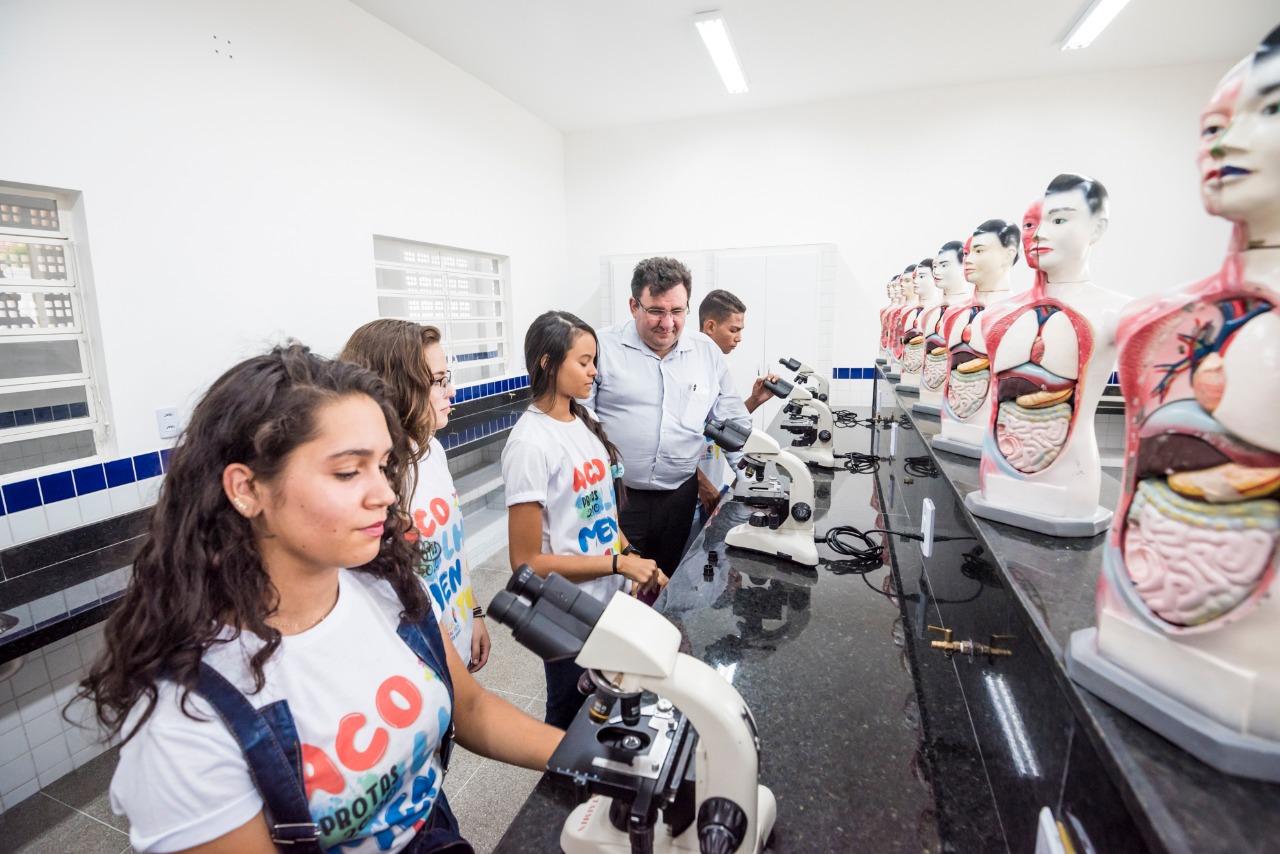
[[409, 437, 474, 663], [501, 407, 630, 603], [111, 570, 452, 853]]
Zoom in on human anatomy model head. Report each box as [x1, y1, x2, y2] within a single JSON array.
[[964, 219, 1020, 293], [901, 264, 919, 301], [915, 258, 937, 301], [1028, 174, 1109, 285], [934, 241, 968, 298]]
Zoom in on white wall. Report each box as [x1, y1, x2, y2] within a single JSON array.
[[564, 62, 1238, 370], [0, 0, 567, 469]]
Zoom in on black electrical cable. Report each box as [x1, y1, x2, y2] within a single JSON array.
[[897, 413, 915, 431], [831, 409, 876, 428], [841, 452, 880, 474], [903, 455, 938, 479], [816, 525, 887, 569]]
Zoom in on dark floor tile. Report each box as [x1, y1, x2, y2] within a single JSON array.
[[41, 746, 127, 831], [0, 792, 129, 853]]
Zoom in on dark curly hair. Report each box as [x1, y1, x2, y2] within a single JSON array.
[[630, 256, 692, 302], [73, 343, 431, 740]]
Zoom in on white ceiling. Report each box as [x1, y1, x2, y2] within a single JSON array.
[[349, 1, 1279, 133]]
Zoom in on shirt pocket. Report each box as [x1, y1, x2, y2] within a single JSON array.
[[678, 384, 714, 430]]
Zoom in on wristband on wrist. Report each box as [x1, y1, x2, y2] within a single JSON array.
[[612, 553, 619, 575], [472, 606, 484, 619], [622, 544, 638, 557]]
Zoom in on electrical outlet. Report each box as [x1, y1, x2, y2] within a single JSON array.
[[156, 407, 180, 439], [921, 498, 935, 557]]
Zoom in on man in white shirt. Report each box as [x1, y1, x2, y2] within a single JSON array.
[[589, 258, 751, 577]]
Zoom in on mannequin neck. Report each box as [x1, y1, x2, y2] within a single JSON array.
[[1043, 259, 1091, 286]]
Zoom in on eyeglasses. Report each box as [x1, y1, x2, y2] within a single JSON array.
[[430, 371, 452, 389], [637, 303, 688, 320]]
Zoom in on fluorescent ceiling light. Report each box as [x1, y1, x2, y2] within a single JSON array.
[[695, 11, 749, 94], [1061, 0, 1133, 50]]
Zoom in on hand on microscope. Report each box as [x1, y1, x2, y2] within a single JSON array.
[[746, 372, 781, 413], [618, 551, 668, 597], [697, 468, 722, 514]]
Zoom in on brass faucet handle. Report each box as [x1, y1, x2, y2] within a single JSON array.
[[987, 634, 1016, 657], [926, 624, 953, 643]]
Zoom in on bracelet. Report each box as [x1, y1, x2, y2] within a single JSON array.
[[472, 606, 484, 619], [622, 544, 638, 557], [612, 553, 619, 575]]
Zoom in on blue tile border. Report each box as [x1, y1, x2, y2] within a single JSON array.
[[2, 479, 41, 514], [133, 452, 162, 480], [0, 382, 537, 520], [73, 464, 107, 495], [104, 458, 136, 488], [453, 373, 528, 405], [38, 471, 75, 503]]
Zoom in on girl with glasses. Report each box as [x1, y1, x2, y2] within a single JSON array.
[[341, 319, 490, 673]]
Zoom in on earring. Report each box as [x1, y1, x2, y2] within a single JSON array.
[[234, 498, 249, 513]]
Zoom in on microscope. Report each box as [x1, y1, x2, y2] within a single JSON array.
[[777, 357, 829, 403], [705, 417, 820, 566], [489, 567, 778, 854], [765, 377, 837, 470]]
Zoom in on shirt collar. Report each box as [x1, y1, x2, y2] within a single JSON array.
[[621, 319, 695, 358]]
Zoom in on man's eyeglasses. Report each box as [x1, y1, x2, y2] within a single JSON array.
[[430, 371, 452, 389], [638, 303, 688, 320]]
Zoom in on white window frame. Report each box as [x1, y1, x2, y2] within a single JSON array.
[[372, 236, 512, 384], [0, 184, 108, 476]]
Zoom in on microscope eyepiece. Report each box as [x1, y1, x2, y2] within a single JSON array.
[[762, 377, 793, 399], [703, 417, 753, 452], [778, 357, 802, 371], [488, 567, 608, 662]]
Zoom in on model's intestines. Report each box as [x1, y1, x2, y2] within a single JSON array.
[[1121, 300, 1280, 627], [991, 305, 1082, 474], [919, 298, 950, 391], [946, 306, 989, 419]]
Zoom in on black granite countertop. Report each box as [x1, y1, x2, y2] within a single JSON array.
[[493, 412, 1009, 852], [492, 375, 1280, 853], [877, 371, 1280, 854]]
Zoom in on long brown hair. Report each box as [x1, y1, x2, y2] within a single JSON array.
[[525, 311, 621, 467], [340, 319, 443, 496], [74, 344, 430, 740]]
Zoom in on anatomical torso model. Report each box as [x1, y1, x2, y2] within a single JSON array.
[[915, 241, 972, 415], [966, 175, 1130, 536], [897, 260, 940, 393], [1069, 28, 1280, 781], [933, 222, 1019, 458]]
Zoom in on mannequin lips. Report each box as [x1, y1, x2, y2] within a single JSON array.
[[1219, 165, 1252, 183]]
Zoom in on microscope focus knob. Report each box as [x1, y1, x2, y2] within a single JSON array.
[[697, 797, 748, 854], [818, 392, 828, 402], [749, 511, 769, 528], [792, 502, 812, 523], [818, 429, 832, 442]]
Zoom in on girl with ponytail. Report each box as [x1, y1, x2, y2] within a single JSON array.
[[502, 311, 667, 728]]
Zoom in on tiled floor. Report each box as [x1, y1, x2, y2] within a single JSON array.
[[0, 552, 550, 854]]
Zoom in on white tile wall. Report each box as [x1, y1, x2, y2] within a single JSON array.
[[107, 482, 142, 515], [6, 507, 49, 544], [0, 623, 118, 813], [42, 499, 82, 533], [78, 489, 114, 525]]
